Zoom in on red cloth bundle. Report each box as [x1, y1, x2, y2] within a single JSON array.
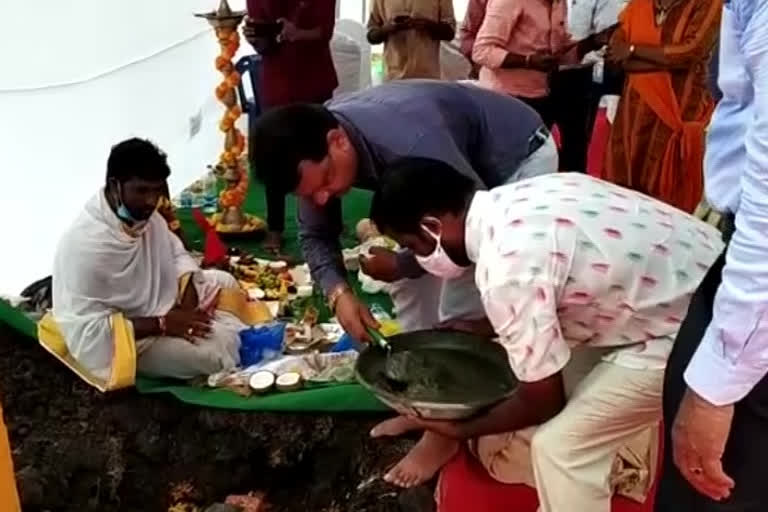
[[191, 209, 228, 267]]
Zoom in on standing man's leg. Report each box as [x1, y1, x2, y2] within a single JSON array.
[[519, 96, 555, 129], [264, 186, 286, 250], [655, 252, 768, 511], [249, 106, 286, 251], [531, 361, 664, 512], [550, 66, 595, 173]]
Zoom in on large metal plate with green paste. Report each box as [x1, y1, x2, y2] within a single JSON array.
[[355, 330, 518, 420]]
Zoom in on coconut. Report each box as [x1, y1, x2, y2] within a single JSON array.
[[247, 287, 265, 300], [276, 372, 303, 392], [248, 371, 275, 394]]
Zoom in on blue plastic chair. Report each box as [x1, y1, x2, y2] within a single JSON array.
[[236, 54, 264, 163], [235, 54, 264, 120]]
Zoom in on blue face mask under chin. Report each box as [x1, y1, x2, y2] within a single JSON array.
[[114, 183, 140, 224], [117, 203, 139, 223]]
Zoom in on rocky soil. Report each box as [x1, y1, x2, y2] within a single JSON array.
[[0, 325, 435, 512]]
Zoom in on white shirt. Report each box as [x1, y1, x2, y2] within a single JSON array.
[[566, 0, 629, 40], [465, 173, 722, 382], [684, 0, 768, 406]]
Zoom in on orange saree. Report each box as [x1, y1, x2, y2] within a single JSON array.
[[604, 0, 720, 213]]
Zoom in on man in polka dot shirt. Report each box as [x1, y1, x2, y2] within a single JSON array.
[[369, 158, 722, 511]]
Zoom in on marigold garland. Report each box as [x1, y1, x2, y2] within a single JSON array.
[[213, 25, 247, 210]]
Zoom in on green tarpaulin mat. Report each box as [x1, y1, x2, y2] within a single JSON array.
[[0, 183, 392, 413]]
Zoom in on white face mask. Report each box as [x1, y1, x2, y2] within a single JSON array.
[[415, 223, 467, 280]]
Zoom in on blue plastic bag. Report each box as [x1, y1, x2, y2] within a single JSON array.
[[330, 333, 363, 353], [238, 322, 286, 367]]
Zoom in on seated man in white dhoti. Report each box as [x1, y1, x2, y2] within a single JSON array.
[[43, 138, 256, 387], [369, 158, 723, 511]]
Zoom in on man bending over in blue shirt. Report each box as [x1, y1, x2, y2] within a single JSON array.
[[249, 79, 557, 346]]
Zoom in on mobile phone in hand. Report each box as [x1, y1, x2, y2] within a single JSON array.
[[246, 20, 283, 38]]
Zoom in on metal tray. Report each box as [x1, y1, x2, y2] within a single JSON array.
[[355, 329, 518, 420]]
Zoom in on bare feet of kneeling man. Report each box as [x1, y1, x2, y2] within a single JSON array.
[[371, 416, 460, 488]]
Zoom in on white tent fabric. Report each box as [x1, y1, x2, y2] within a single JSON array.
[[0, 1, 471, 295], [0, 0, 249, 294]]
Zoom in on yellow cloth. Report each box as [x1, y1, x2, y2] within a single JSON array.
[[0, 404, 21, 512], [178, 273, 272, 326], [38, 312, 137, 392]]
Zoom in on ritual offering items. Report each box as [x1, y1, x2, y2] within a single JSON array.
[[231, 255, 296, 300], [248, 370, 276, 394], [208, 210, 266, 235], [284, 322, 344, 354], [355, 330, 519, 419], [356, 218, 381, 242], [275, 372, 303, 392], [206, 372, 252, 397], [238, 323, 285, 367], [254, 351, 359, 383], [209, 350, 360, 395]]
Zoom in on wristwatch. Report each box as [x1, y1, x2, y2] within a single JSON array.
[[328, 283, 351, 312]]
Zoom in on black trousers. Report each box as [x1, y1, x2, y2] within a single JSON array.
[[520, 66, 602, 173], [550, 66, 599, 173], [520, 96, 555, 129], [265, 180, 287, 233], [655, 242, 768, 510]]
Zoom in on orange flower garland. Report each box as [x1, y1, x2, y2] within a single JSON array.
[[213, 25, 248, 211]]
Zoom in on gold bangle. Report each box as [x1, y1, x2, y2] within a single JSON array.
[[327, 283, 351, 312]]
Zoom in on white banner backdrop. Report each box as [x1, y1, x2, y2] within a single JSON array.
[[0, 0, 248, 294], [0, 0, 470, 294]]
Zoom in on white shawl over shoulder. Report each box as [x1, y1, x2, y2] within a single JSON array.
[[52, 190, 198, 377]]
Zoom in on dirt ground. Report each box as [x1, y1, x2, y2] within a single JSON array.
[[0, 325, 436, 512]]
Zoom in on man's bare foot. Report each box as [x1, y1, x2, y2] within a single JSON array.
[[383, 431, 460, 488], [263, 231, 282, 252], [370, 416, 422, 438]]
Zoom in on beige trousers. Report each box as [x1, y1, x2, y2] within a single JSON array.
[[477, 353, 663, 512]]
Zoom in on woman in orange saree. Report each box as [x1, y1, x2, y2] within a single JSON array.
[[604, 0, 720, 213]]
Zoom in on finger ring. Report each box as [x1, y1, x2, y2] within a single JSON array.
[[690, 467, 703, 475], [187, 327, 194, 336]]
